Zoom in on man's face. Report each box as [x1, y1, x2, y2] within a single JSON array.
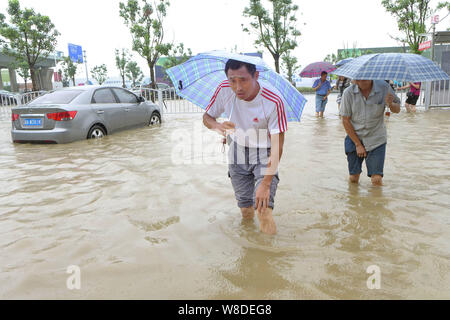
[[227, 66, 259, 101], [321, 73, 327, 82], [355, 80, 373, 91]]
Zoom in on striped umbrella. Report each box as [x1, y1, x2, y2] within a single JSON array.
[[165, 50, 307, 122], [299, 61, 337, 78], [332, 53, 450, 81]]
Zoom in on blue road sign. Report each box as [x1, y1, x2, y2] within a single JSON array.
[[68, 43, 83, 63]]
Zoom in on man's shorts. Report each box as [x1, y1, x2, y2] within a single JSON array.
[[345, 136, 386, 177], [406, 94, 419, 105], [228, 163, 279, 209], [315, 94, 328, 112]]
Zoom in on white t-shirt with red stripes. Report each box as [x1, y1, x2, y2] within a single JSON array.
[[206, 80, 288, 148]]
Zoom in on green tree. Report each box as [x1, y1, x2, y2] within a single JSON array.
[[281, 52, 299, 85], [91, 64, 108, 85], [242, 0, 301, 73], [115, 48, 130, 88], [61, 56, 78, 87], [0, 0, 60, 91], [381, 0, 450, 54], [125, 61, 144, 87], [162, 43, 192, 70], [119, 0, 172, 89]]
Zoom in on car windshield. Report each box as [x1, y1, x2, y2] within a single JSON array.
[[29, 90, 83, 105]]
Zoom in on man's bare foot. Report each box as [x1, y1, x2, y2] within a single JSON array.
[[241, 207, 255, 220], [259, 219, 277, 235], [257, 208, 277, 235]]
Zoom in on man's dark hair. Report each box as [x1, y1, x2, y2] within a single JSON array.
[[321, 71, 328, 76], [225, 59, 257, 77]]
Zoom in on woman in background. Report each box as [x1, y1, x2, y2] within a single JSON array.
[[397, 82, 421, 113]]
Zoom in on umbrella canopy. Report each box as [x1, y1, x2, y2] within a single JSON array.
[[299, 62, 337, 78], [335, 57, 354, 67], [332, 53, 450, 82], [166, 50, 307, 122]]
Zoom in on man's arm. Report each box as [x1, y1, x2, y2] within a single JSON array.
[[385, 94, 401, 114], [255, 133, 284, 212], [313, 80, 322, 91], [203, 112, 235, 137], [342, 116, 367, 158]]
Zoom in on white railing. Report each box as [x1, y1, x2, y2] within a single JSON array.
[[140, 88, 204, 114], [0, 91, 47, 107], [426, 80, 450, 108]]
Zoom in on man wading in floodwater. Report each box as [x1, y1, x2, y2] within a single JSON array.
[[340, 80, 400, 186], [203, 60, 287, 235]]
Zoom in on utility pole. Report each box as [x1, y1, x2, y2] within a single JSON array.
[[83, 50, 89, 85]]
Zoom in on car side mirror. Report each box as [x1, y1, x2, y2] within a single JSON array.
[[138, 96, 145, 103]]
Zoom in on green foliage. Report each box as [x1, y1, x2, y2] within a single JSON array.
[[0, 0, 60, 91], [125, 61, 144, 87], [242, 0, 301, 73], [381, 0, 450, 54], [281, 52, 300, 85], [60, 56, 78, 87], [91, 64, 108, 85], [163, 43, 192, 70], [119, 0, 172, 88], [324, 43, 374, 65], [115, 48, 131, 88]]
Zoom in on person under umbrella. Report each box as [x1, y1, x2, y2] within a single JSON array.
[[203, 59, 288, 235], [340, 80, 400, 186], [312, 71, 332, 118]]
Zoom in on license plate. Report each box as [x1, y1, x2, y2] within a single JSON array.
[[24, 118, 42, 126]]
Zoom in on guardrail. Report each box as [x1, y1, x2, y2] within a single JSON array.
[[140, 88, 203, 114], [0, 91, 47, 107]]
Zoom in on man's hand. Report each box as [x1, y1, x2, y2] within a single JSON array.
[[322, 96, 327, 101], [214, 121, 235, 137], [356, 144, 367, 158], [255, 182, 271, 214], [385, 93, 394, 107]]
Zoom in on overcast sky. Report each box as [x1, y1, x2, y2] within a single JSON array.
[[1, 0, 449, 80]]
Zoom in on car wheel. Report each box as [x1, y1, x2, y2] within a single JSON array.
[[149, 112, 161, 126], [87, 125, 106, 139]]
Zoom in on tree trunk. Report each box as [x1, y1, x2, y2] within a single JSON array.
[[149, 63, 156, 89], [30, 67, 39, 91], [122, 74, 126, 88], [274, 54, 280, 73], [149, 63, 156, 102], [72, 76, 76, 87], [24, 79, 28, 92]]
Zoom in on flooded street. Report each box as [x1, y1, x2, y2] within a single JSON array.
[[1, 93, 449, 299]]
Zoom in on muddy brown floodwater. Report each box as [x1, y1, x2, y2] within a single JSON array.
[[0, 94, 449, 299]]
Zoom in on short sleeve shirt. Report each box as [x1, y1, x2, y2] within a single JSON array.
[[313, 79, 332, 95], [339, 80, 400, 151], [206, 80, 288, 148]]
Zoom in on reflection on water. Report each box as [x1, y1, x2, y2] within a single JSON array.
[[0, 94, 449, 299]]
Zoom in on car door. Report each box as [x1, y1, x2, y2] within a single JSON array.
[[91, 88, 126, 133], [111, 88, 148, 128]]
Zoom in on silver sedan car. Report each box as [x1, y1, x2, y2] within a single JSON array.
[[11, 86, 162, 144]]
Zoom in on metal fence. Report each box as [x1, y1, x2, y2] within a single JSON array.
[[424, 80, 450, 109], [140, 88, 204, 114], [0, 91, 47, 107]]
